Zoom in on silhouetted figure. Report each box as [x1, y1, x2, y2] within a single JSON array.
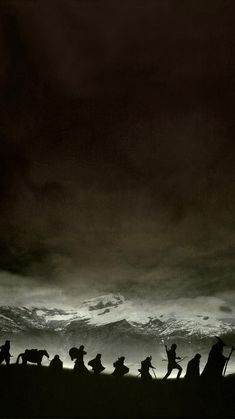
[[71, 345, 89, 374], [112, 356, 129, 377], [202, 337, 228, 381], [185, 353, 201, 382], [49, 354, 63, 371], [88, 354, 105, 374], [163, 343, 182, 379], [138, 356, 156, 380], [0, 340, 12, 365], [16, 349, 49, 366]]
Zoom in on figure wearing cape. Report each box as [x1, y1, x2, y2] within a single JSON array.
[[201, 337, 228, 380], [112, 356, 129, 377], [88, 354, 105, 374], [185, 353, 201, 382]]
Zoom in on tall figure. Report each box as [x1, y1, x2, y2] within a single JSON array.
[[0, 340, 11, 365], [201, 337, 228, 381], [163, 343, 182, 379]]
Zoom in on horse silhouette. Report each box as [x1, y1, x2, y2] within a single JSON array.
[[16, 349, 49, 366]]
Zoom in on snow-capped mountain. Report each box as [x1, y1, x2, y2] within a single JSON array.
[[0, 293, 234, 338], [0, 293, 234, 375]]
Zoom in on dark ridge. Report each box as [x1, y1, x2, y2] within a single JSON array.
[[0, 364, 234, 417]]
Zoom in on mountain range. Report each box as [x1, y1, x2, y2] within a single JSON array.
[[0, 294, 234, 374]]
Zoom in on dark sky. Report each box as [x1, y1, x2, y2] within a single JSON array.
[[0, 0, 235, 307]]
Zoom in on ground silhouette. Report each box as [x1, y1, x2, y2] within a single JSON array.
[[0, 364, 235, 417]]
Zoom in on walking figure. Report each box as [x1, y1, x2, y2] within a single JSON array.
[[163, 343, 182, 379], [185, 353, 201, 382], [138, 356, 156, 380], [201, 337, 229, 381], [0, 340, 12, 365], [112, 356, 129, 377], [49, 354, 63, 371], [88, 353, 105, 374], [70, 345, 89, 375]]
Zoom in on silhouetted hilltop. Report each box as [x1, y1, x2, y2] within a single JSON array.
[[0, 364, 235, 417]]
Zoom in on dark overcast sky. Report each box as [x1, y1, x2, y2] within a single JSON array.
[[0, 0, 235, 305]]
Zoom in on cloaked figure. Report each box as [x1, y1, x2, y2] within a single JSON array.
[[69, 345, 89, 375], [112, 356, 129, 377], [185, 353, 201, 382], [201, 337, 228, 381], [88, 353, 105, 375], [138, 356, 156, 380], [163, 343, 182, 379], [49, 354, 63, 372], [0, 340, 12, 365]]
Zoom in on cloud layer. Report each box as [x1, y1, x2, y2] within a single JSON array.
[[0, 1, 234, 305]]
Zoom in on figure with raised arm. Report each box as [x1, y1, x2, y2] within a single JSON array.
[[163, 343, 182, 379]]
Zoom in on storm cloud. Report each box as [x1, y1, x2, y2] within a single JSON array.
[[0, 0, 235, 306]]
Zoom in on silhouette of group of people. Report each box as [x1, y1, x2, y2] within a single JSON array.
[[68, 345, 129, 376], [0, 336, 234, 383]]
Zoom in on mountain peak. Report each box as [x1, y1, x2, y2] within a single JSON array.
[[82, 293, 125, 311]]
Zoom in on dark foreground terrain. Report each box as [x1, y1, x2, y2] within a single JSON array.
[[0, 365, 235, 417]]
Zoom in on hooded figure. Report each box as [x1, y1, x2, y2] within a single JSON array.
[[202, 337, 228, 380], [112, 356, 129, 377], [185, 354, 201, 382], [138, 356, 155, 380], [88, 354, 105, 374]]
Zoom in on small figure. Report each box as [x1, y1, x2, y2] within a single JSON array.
[[185, 353, 201, 382], [163, 343, 182, 379], [112, 356, 129, 377], [138, 356, 156, 380], [88, 353, 105, 374], [201, 337, 228, 381], [49, 354, 63, 371], [0, 340, 12, 365]]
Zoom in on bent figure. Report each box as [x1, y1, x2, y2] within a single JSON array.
[[88, 353, 105, 374], [201, 337, 228, 381], [112, 356, 129, 377], [163, 343, 182, 379], [185, 353, 201, 382], [0, 340, 12, 365], [49, 354, 63, 371], [16, 349, 49, 366], [138, 356, 156, 380], [70, 345, 89, 374]]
